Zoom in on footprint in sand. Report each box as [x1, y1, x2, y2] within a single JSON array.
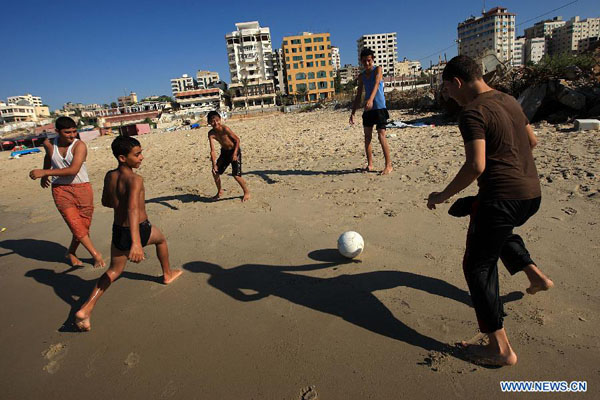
[[85, 346, 107, 378], [299, 386, 318, 400], [161, 380, 178, 399], [123, 352, 140, 374], [42, 343, 68, 374]]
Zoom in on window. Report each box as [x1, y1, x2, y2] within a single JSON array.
[[309, 82, 316, 90], [306, 62, 314, 67], [285, 48, 289, 53], [285, 64, 290, 69], [293, 63, 298, 68], [314, 37, 324, 42], [315, 53, 325, 59], [317, 71, 326, 78], [319, 45, 324, 50], [308, 72, 315, 79], [288, 75, 292, 81], [296, 83, 307, 90], [286, 57, 289, 61], [310, 94, 317, 101], [304, 38, 312, 43], [289, 85, 293, 92], [318, 81, 327, 89], [293, 56, 302, 61], [305, 46, 312, 51], [282, 40, 288, 45], [296, 73, 306, 80], [292, 48, 297, 53], [320, 61, 326, 66], [291, 39, 301, 44]]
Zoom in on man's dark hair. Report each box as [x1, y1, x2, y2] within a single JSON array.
[[442, 55, 482, 83], [360, 48, 375, 59], [207, 111, 220, 122], [111, 135, 141, 159], [55, 116, 77, 131]]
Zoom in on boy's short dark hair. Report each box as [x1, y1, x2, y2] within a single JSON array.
[[55, 116, 77, 131], [207, 111, 220, 122], [111, 136, 141, 159], [360, 48, 375, 59], [442, 55, 482, 83]]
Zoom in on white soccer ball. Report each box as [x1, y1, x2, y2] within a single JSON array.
[[337, 231, 364, 258]]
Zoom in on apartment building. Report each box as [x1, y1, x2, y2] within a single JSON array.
[[171, 74, 196, 96], [0, 104, 38, 122], [331, 46, 341, 71], [513, 37, 526, 67], [282, 32, 335, 102], [338, 64, 361, 85], [356, 33, 397, 76], [118, 92, 138, 107], [394, 59, 422, 77], [272, 48, 286, 94], [174, 88, 225, 110], [7, 94, 42, 107], [225, 21, 276, 108], [457, 7, 516, 63], [551, 16, 600, 55], [526, 37, 546, 64], [196, 70, 220, 89]]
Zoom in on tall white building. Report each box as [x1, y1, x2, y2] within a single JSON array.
[[357, 33, 397, 76], [171, 74, 196, 96], [196, 70, 220, 89], [457, 7, 516, 63], [225, 21, 275, 84], [551, 16, 600, 55], [225, 21, 276, 108], [526, 37, 546, 64], [513, 37, 526, 67], [7, 93, 42, 107], [331, 46, 341, 71]]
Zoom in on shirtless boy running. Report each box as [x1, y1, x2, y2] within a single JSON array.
[[207, 111, 250, 202], [75, 136, 182, 331]]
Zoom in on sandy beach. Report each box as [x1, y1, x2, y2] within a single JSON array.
[[0, 109, 598, 399]]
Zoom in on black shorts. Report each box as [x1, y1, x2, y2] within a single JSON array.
[[112, 220, 152, 251], [217, 148, 242, 177], [362, 108, 389, 130]]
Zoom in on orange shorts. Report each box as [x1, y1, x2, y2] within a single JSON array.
[[52, 183, 94, 240]]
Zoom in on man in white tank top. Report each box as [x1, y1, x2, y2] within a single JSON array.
[[29, 116, 105, 268]]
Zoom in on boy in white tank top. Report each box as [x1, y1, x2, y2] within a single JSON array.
[[29, 117, 105, 268]]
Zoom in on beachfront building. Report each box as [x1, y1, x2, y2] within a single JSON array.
[[171, 74, 196, 96], [331, 46, 341, 71], [225, 21, 277, 109], [338, 64, 361, 85], [526, 37, 546, 64], [513, 37, 526, 67], [394, 59, 421, 77], [196, 70, 220, 89], [174, 88, 225, 110], [457, 7, 516, 63], [551, 16, 600, 55], [272, 48, 286, 95], [0, 104, 38, 122], [7, 94, 43, 107], [357, 33, 397, 76], [282, 32, 335, 102], [524, 16, 566, 55], [117, 92, 138, 107]]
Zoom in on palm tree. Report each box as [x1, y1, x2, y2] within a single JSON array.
[[296, 86, 308, 104]]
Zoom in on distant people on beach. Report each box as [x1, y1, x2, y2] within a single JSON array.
[[74, 136, 183, 331], [350, 48, 393, 175], [427, 55, 554, 366], [28, 116, 105, 269], [207, 111, 251, 202]]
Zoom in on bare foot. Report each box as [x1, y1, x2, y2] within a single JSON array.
[[65, 252, 84, 267], [212, 190, 224, 200], [524, 264, 554, 295], [93, 255, 106, 269], [364, 165, 374, 172], [459, 342, 517, 366], [242, 192, 251, 202], [527, 278, 554, 295], [75, 310, 91, 332], [163, 269, 183, 285], [380, 166, 393, 175]]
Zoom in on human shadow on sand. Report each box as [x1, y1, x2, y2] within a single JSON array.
[[146, 193, 239, 210], [0, 239, 72, 264], [246, 168, 364, 184], [25, 267, 159, 332], [183, 249, 523, 360]]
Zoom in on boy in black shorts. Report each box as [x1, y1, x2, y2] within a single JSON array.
[[207, 111, 250, 202], [74, 136, 182, 331], [350, 48, 393, 175]]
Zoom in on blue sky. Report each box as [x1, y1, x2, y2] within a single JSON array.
[[1, 0, 596, 110]]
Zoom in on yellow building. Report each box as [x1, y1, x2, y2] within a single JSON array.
[[281, 32, 335, 102]]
